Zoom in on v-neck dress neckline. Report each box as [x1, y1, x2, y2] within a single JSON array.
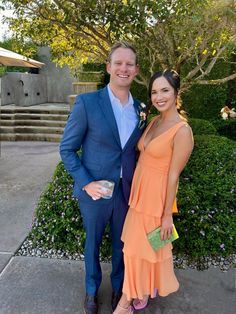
[[143, 116, 183, 151]]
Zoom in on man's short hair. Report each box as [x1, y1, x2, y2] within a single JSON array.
[[107, 41, 138, 64]]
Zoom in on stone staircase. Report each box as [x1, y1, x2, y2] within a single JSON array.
[[0, 77, 101, 142], [0, 105, 70, 142]]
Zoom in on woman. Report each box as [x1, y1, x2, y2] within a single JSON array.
[[114, 69, 194, 313]]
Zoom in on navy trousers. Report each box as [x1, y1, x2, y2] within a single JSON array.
[[79, 181, 128, 295]]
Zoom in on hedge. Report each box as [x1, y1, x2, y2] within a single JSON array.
[[30, 161, 112, 260], [181, 60, 232, 120], [30, 135, 236, 266], [174, 135, 236, 260], [211, 118, 236, 141], [188, 118, 217, 136]]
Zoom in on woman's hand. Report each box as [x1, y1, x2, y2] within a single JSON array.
[[160, 215, 173, 241]]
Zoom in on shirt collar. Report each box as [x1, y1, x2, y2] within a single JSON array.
[[108, 84, 133, 108]]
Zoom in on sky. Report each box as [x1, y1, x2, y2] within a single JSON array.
[[0, 8, 14, 40]]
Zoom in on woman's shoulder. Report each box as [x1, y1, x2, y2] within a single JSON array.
[[179, 119, 192, 130], [176, 120, 192, 132], [174, 121, 193, 143]]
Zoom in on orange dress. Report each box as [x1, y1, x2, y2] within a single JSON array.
[[121, 116, 187, 300]]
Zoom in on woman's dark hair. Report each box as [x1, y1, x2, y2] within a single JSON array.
[[148, 69, 187, 119]]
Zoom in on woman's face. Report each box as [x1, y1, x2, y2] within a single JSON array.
[[151, 76, 177, 113]]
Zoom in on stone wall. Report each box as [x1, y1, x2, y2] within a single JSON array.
[[38, 47, 75, 103], [1, 46, 76, 106], [1, 72, 47, 106]]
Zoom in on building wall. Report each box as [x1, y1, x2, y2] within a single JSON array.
[[38, 46, 75, 103], [1, 72, 47, 106], [1, 46, 75, 106]]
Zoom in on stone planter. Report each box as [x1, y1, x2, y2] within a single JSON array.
[[68, 71, 105, 110], [68, 82, 101, 110]]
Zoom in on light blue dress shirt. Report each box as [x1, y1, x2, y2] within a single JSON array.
[[107, 84, 138, 149]]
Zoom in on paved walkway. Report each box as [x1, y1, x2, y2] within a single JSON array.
[[0, 142, 235, 314]]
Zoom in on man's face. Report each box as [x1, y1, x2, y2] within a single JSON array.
[[106, 47, 139, 89]]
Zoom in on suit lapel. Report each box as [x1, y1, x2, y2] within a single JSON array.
[[98, 87, 121, 147]]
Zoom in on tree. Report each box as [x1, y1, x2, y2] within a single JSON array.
[[0, 37, 39, 75], [3, 0, 236, 89], [0, 37, 38, 58]]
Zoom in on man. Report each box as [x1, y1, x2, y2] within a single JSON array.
[[60, 42, 146, 314]]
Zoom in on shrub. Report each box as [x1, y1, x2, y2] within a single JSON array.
[[76, 71, 104, 83], [182, 60, 231, 120], [30, 162, 111, 260], [174, 135, 236, 260], [30, 136, 236, 265], [130, 80, 148, 104], [182, 84, 228, 120], [30, 163, 84, 253], [188, 118, 217, 136], [211, 118, 236, 141]]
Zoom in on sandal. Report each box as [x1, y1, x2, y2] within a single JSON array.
[[113, 303, 134, 314], [133, 297, 149, 310]]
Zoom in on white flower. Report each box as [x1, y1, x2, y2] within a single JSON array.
[[222, 112, 228, 120], [220, 106, 236, 120], [140, 111, 146, 121], [200, 230, 205, 236], [137, 102, 147, 128], [229, 110, 236, 118]]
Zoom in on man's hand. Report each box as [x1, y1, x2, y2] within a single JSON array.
[[83, 181, 106, 200]]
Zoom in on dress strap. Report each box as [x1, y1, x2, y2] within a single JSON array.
[[145, 116, 158, 134], [140, 116, 158, 143], [171, 121, 189, 134]]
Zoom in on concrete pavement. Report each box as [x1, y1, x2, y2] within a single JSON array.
[[0, 141, 235, 314], [0, 142, 60, 262]]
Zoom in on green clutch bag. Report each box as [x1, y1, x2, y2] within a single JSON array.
[[147, 224, 179, 251]]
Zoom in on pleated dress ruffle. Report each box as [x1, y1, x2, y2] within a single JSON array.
[[121, 116, 188, 301]]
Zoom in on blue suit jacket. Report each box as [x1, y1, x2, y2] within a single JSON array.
[[60, 86, 145, 204]]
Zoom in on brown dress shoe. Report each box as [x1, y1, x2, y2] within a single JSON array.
[[84, 294, 98, 314], [111, 290, 122, 311]]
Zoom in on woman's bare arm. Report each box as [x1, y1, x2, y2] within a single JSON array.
[[161, 124, 194, 240]]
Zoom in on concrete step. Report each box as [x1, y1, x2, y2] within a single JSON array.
[[0, 105, 69, 142], [1, 119, 66, 127], [1, 107, 70, 115], [1, 113, 69, 121], [1, 126, 64, 135], [1, 133, 62, 142]]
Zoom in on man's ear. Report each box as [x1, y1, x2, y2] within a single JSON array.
[[106, 62, 111, 74]]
